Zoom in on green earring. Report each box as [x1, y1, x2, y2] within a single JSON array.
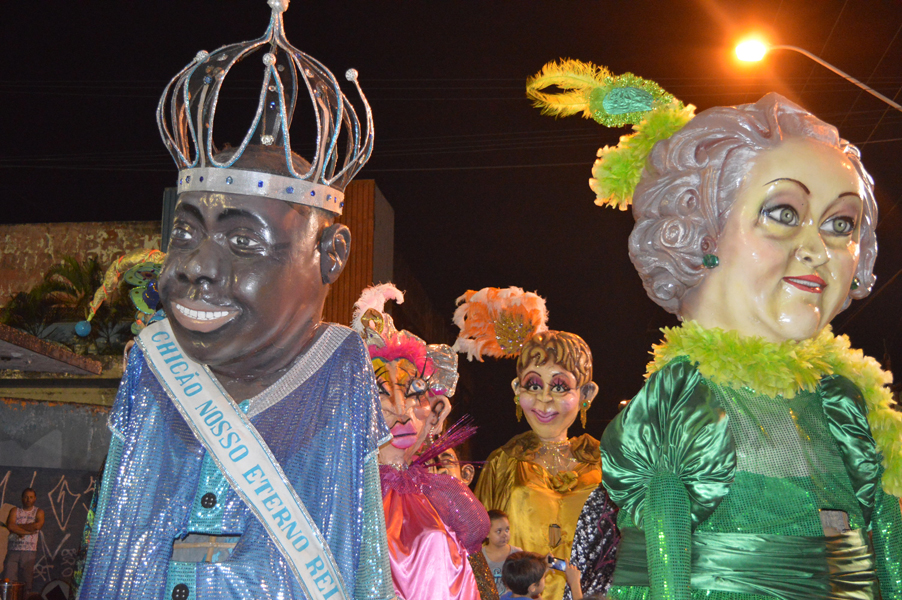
[[851, 277, 860, 291], [702, 254, 719, 269]]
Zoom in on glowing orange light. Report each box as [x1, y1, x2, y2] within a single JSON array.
[[735, 39, 769, 62]]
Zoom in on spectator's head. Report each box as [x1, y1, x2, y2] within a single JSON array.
[[501, 551, 548, 598], [485, 510, 511, 549], [21, 488, 36, 508]]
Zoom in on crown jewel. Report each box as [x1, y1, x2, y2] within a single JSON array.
[[157, 0, 374, 214]]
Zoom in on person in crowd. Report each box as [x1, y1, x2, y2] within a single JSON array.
[[3, 488, 44, 592], [482, 510, 522, 596], [500, 552, 584, 600]]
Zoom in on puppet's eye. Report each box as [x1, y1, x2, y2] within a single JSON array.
[[407, 378, 428, 396]]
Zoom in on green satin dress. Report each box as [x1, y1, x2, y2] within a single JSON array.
[[601, 356, 902, 600]]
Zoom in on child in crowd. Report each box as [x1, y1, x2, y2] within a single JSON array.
[[500, 552, 584, 600], [483, 510, 522, 595]]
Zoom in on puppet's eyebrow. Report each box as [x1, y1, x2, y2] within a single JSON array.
[[217, 207, 269, 230], [764, 178, 811, 195], [837, 192, 862, 200], [176, 203, 205, 222]]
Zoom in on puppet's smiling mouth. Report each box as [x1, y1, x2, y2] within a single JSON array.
[[172, 301, 239, 332], [531, 409, 559, 423], [783, 275, 826, 294]]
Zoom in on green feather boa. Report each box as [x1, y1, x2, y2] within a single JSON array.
[[647, 320, 902, 497]]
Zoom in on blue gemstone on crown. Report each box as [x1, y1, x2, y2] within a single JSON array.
[[310, 190, 316, 197], [287, 187, 294, 194], [258, 181, 264, 188], [203, 76, 213, 85], [226, 176, 233, 184], [186, 176, 191, 183], [199, 176, 204, 182]]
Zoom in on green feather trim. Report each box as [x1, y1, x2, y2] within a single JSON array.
[[647, 321, 902, 496], [527, 59, 696, 210], [590, 102, 695, 210]]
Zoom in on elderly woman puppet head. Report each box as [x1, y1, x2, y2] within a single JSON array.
[[453, 287, 598, 444], [528, 64, 876, 343], [354, 284, 459, 467], [628, 93, 877, 341]]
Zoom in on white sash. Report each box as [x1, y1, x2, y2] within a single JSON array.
[[138, 320, 350, 600]]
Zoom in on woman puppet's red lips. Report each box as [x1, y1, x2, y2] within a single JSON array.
[[783, 274, 827, 294]]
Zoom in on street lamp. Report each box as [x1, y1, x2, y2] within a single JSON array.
[[734, 39, 902, 114]]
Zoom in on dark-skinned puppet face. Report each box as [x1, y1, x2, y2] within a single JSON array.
[[158, 147, 351, 376], [160, 192, 348, 368]]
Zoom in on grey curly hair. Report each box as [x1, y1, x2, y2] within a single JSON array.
[[628, 93, 878, 315]]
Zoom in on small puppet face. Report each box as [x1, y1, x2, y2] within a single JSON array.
[[682, 138, 863, 342], [159, 192, 340, 372], [513, 361, 590, 443], [374, 356, 450, 466], [432, 447, 475, 485], [486, 516, 511, 548]]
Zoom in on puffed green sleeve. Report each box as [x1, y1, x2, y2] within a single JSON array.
[[821, 375, 902, 596], [600, 358, 735, 600], [354, 453, 397, 600]]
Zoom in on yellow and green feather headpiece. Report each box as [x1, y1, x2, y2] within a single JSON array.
[[526, 59, 695, 210]]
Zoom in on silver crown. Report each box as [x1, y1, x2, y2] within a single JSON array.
[[156, 0, 374, 215]]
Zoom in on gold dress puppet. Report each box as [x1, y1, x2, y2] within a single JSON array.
[[453, 287, 617, 600]]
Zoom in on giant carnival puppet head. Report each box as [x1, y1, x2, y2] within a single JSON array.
[[353, 284, 460, 467], [154, 0, 373, 383], [628, 95, 876, 343], [527, 63, 876, 344], [452, 287, 598, 443]]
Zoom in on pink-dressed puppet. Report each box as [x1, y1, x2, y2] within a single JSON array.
[[353, 284, 491, 600]]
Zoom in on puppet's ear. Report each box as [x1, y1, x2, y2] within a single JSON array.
[[429, 394, 452, 431], [460, 464, 475, 486], [580, 381, 599, 405], [319, 223, 351, 284]]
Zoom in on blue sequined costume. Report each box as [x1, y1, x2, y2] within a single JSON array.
[[79, 323, 395, 600]]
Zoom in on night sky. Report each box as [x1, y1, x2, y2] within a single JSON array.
[[4, 1, 902, 460]]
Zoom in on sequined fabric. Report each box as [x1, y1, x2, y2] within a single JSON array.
[[380, 464, 489, 600], [602, 356, 902, 600], [79, 323, 395, 600], [563, 485, 619, 600], [467, 551, 500, 600]]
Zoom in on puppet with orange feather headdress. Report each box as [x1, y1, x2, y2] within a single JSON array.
[[453, 287, 618, 600]]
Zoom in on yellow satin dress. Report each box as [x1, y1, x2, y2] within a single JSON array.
[[475, 431, 601, 600]]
